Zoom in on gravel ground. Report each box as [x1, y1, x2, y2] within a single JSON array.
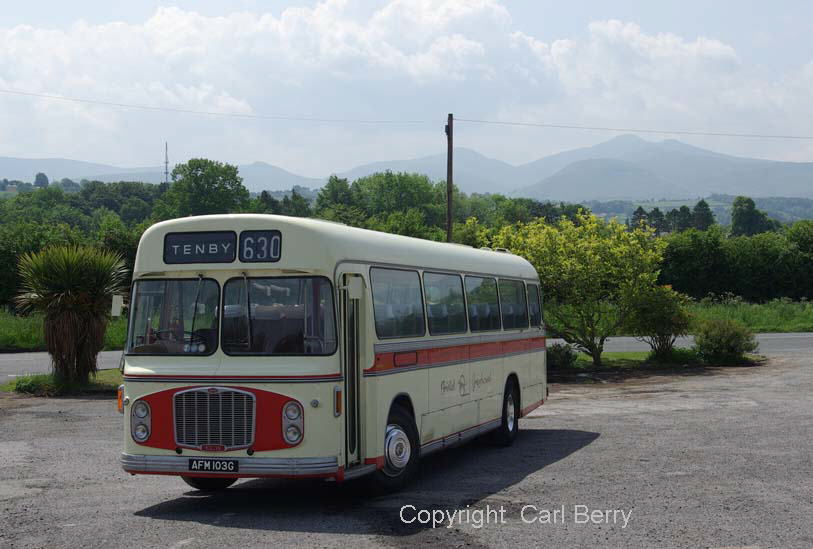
[[1, 356, 811, 548]]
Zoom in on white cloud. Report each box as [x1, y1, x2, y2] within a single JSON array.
[[0, 1, 811, 175]]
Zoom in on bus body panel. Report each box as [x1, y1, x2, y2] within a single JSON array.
[[122, 214, 546, 483]]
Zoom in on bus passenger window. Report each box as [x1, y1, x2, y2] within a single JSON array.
[[527, 284, 542, 327], [370, 268, 425, 338], [499, 279, 529, 330], [221, 276, 337, 355], [465, 276, 501, 332], [423, 272, 467, 335]]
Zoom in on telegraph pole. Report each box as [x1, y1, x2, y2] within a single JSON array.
[[445, 113, 453, 242]]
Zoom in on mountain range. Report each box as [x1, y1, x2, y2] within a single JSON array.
[[3, 135, 812, 200]]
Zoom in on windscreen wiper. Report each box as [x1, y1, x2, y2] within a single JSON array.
[[189, 274, 203, 347], [242, 272, 252, 349]]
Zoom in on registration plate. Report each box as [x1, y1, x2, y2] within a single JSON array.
[[188, 458, 239, 473]]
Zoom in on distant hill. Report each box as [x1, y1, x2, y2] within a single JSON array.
[[4, 135, 813, 199], [336, 148, 517, 194], [0, 157, 321, 192], [0, 156, 141, 181], [515, 135, 813, 200]]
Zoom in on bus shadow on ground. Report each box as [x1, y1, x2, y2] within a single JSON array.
[[134, 428, 599, 537]]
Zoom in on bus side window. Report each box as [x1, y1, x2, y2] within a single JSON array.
[[370, 268, 426, 339], [423, 272, 467, 335], [465, 276, 501, 332], [498, 279, 529, 330], [527, 284, 542, 327]]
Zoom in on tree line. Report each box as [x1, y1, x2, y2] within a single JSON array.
[[1, 157, 810, 309]]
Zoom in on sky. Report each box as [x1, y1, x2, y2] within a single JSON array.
[[1, 0, 812, 178]]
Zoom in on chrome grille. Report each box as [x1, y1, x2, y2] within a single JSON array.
[[173, 388, 255, 449]]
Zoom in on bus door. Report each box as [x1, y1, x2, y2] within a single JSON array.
[[339, 272, 365, 468]]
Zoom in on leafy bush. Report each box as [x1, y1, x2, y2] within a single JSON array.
[[547, 343, 578, 370], [647, 347, 700, 365], [693, 318, 759, 364], [625, 286, 692, 360]]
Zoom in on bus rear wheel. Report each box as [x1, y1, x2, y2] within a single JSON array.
[[369, 406, 419, 493], [182, 476, 237, 491], [492, 379, 520, 446]]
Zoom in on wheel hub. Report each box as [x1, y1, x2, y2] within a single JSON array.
[[384, 424, 411, 471], [507, 395, 516, 432]]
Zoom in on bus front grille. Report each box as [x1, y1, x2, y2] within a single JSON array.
[[173, 388, 255, 450]]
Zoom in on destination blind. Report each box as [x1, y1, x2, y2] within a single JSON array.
[[164, 231, 237, 264]]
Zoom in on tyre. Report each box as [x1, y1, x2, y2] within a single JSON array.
[[492, 378, 520, 446], [368, 406, 420, 493], [181, 476, 237, 491]]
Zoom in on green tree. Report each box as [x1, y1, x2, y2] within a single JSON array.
[[314, 175, 353, 213], [647, 207, 667, 235], [731, 196, 777, 236], [0, 221, 85, 307], [659, 227, 730, 298], [665, 205, 693, 233], [120, 197, 151, 225], [280, 190, 312, 217], [787, 220, 813, 254], [34, 172, 49, 188], [15, 246, 128, 383], [493, 213, 665, 365], [254, 190, 282, 213], [153, 159, 249, 218], [624, 285, 692, 360], [631, 206, 648, 228], [692, 199, 715, 230]]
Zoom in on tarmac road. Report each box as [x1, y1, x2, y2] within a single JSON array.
[[1, 354, 811, 547], [0, 350, 121, 379], [0, 332, 809, 379]]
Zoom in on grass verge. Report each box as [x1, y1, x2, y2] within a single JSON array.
[[550, 349, 762, 383], [0, 369, 122, 397], [688, 299, 813, 333], [0, 310, 127, 352]]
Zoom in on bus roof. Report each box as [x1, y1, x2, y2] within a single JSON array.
[[133, 214, 539, 280]]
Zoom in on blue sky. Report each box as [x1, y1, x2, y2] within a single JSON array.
[[1, 1, 811, 177]]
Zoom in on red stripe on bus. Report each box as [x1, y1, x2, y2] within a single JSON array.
[[124, 373, 342, 380], [521, 399, 544, 416], [367, 336, 546, 373], [364, 456, 385, 469]]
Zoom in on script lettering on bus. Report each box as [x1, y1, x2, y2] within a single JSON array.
[[441, 378, 457, 395], [471, 372, 492, 392]]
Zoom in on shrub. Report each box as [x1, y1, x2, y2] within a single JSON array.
[[15, 246, 128, 383], [625, 286, 692, 360], [647, 347, 700, 365], [693, 318, 759, 364], [547, 343, 578, 370]]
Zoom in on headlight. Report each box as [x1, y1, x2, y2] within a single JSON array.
[[130, 399, 151, 443], [133, 401, 149, 419], [282, 400, 304, 445], [284, 402, 302, 420], [133, 423, 150, 441], [285, 425, 302, 444]]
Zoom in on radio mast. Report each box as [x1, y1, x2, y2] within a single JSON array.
[[164, 142, 169, 184]]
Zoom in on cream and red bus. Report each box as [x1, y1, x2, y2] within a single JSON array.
[[119, 214, 546, 491]]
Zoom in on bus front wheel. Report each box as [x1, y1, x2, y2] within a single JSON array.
[[492, 379, 520, 446], [182, 476, 237, 491], [369, 406, 419, 492]]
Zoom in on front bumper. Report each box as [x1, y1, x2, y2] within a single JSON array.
[[121, 453, 339, 478]]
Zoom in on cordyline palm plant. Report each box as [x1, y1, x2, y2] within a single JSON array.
[[15, 246, 128, 384]]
